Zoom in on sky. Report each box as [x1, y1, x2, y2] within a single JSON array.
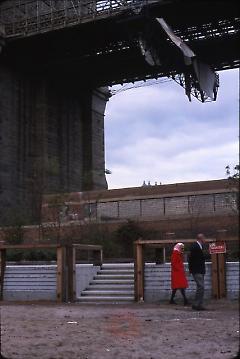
[[104, 68, 239, 189]]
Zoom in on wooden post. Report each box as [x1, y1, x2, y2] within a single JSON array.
[[0, 249, 6, 301], [134, 241, 144, 302], [93, 249, 102, 266], [216, 230, 227, 298], [218, 253, 226, 298], [211, 230, 227, 299], [66, 246, 76, 303], [72, 247, 76, 301], [211, 253, 219, 299], [163, 247, 166, 263], [57, 246, 66, 302], [100, 249, 103, 266], [211, 252, 226, 299]]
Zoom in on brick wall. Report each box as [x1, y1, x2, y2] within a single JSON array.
[[41, 179, 238, 229]]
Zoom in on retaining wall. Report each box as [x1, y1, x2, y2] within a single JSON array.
[[75, 264, 100, 297], [144, 262, 239, 302], [3, 264, 99, 301], [2, 262, 239, 302], [3, 265, 57, 301]]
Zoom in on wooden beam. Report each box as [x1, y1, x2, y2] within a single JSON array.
[[92, 249, 103, 266], [56, 246, 66, 302], [72, 247, 76, 302], [134, 243, 144, 302], [0, 244, 60, 250], [0, 243, 103, 303], [211, 252, 227, 299], [211, 253, 219, 299], [0, 249, 6, 301], [66, 246, 76, 302], [0, 243, 102, 251], [218, 253, 226, 298], [72, 244, 103, 251], [100, 249, 103, 265]]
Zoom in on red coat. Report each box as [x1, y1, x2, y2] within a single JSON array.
[[171, 250, 188, 289]]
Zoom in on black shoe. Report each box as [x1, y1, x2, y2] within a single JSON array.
[[192, 305, 206, 311], [232, 350, 240, 359], [169, 300, 177, 304], [184, 300, 190, 306]]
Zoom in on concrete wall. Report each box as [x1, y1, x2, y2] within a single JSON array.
[[144, 262, 239, 302], [75, 264, 100, 297]]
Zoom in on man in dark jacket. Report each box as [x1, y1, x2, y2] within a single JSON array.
[[188, 233, 206, 310]]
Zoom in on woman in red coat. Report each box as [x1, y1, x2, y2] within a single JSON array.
[[170, 243, 189, 305]]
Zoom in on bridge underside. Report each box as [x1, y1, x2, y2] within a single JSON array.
[[0, 0, 239, 224], [2, 0, 239, 86]]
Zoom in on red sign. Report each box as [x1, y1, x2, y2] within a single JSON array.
[[209, 241, 226, 254]]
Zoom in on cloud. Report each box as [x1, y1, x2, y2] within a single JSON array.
[[105, 69, 239, 189]]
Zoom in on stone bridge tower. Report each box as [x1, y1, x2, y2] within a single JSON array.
[[0, 1, 109, 224]]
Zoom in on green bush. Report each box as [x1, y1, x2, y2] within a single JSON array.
[[6, 249, 56, 262], [6, 249, 24, 262], [115, 220, 143, 257]]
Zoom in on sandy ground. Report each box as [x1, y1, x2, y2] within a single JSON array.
[[0, 300, 239, 359]]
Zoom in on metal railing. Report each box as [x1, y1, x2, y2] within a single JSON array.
[[0, 0, 159, 38]]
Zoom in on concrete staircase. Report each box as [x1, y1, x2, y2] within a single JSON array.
[[77, 263, 135, 303]]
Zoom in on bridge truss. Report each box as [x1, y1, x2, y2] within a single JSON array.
[[0, 0, 239, 102], [0, 0, 157, 38]]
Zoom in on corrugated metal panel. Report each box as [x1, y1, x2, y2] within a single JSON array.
[[3, 264, 100, 301], [3, 265, 57, 301], [226, 262, 239, 299], [144, 262, 239, 302]]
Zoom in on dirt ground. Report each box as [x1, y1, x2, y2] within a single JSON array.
[[1, 300, 239, 359]]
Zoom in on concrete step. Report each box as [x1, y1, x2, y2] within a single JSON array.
[[78, 263, 135, 303], [98, 269, 134, 275], [90, 279, 134, 284], [81, 290, 134, 296], [94, 274, 133, 280], [77, 296, 134, 302], [101, 263, 134, 269], [87, 284, 134, 290]]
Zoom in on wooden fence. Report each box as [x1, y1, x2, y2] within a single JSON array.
[[134, 231, 238, 302], [0, 243, 103, 302]]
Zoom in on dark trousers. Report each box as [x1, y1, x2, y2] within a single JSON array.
[[192, 273, 205, 307], [170, 288, 188, 304]]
